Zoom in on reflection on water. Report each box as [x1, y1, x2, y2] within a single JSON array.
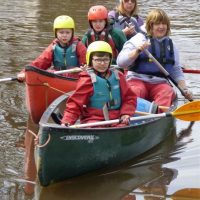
[[0, 0, 200, 199]]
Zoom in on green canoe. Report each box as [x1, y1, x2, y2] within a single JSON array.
[[36, 94, 177, 186]]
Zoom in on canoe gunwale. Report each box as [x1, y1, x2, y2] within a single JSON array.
[[39, 93, 178, 131], [25, 65, 78, 81]]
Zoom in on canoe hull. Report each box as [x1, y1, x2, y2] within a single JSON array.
[[25, 66, 77, 124], [36, 94, 177, 186]]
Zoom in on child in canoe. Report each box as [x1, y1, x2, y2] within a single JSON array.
[[81, 5, 127, 65], [17, 15, 86, 81], [61, 41, 137, 127]]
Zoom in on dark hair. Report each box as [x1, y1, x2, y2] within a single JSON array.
[[89, 52, 111, 66]]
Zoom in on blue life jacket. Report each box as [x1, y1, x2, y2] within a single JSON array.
[[129, 37, 175, 77], [52, 40, 79, 70], [88, 69, 121, 110]]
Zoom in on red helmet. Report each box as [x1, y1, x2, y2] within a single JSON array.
[[88, 5, 108, 21]]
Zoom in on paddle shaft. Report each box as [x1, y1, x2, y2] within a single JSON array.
[[0, 68, 82, 83], [0, 77, 18, 83], [69, 113, 171, 128], [54, 68, 82, 75]]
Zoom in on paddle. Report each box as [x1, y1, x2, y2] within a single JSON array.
[[69, 100, 200, 128], [182, 68, 200, 74], [130, 188, 200, 199]]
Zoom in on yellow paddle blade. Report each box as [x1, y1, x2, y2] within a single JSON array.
[[172, 101, 200, 121], [172, 188, 200, 199]]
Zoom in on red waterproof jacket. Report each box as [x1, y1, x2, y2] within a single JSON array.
[[31, 37, 86, 69], [18, 37, 87, 79], [61, 69, 137, 125]]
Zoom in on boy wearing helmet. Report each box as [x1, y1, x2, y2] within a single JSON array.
[[82, 5, 127, 65], [17, 15, 86, 81], [61, 41, 137, 127]]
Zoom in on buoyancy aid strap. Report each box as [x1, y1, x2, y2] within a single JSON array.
[[52, 43, 56, 50], [169, 39, 174, 55], [71, 40, 78, 53], [160, 39, 166, 63], [87, 69, 97, 83], [112, 68, 120, 80]]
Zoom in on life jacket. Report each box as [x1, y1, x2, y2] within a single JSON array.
[[85, 29, 118, 60], [87, 69, 121, 110], [129, 37, 175, 76], [52, 40, 79, 70]]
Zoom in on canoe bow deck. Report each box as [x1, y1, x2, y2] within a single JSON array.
[[36, 94, 178, 186], [25, 65, 77, 124]]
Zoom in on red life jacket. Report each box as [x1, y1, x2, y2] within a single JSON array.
[[85, 29, 118, 59]]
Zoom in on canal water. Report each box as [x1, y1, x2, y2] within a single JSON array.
[[0, 0, 199, 199]]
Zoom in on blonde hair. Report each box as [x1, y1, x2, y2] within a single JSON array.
[[145, 8, 171, 36], [116, 0, 138, 17]]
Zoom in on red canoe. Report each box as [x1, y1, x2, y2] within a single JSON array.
[[25, 66, 78, 123]]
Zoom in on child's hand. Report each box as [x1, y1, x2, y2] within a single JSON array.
[[80, 64, 88, 71], [17, 72, 25, 82], [120, 115, 130, 125], [61, 122, 71, 127]]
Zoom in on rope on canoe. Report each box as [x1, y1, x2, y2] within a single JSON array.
[[28, 129, 51, 148], [42, 82, 66, 94], [26, 81, 66, 109], [26, 82, 66, 94]]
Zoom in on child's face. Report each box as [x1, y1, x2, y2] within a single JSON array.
[[56, 28, 73, 45], [91, 20, 106, 32], [92, 55, 110, 73]]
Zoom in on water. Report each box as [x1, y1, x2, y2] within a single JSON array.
[[0, 0, 200, 199]]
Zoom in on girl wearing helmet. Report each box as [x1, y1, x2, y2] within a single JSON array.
[[61, 41, 137, 127], [108, 0, 144, 40], [17, 15, 86, 81], [82, 5, 127, 65]]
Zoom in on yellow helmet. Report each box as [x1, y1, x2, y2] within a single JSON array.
[[86, 41, 113, 65], [53, 15, 75, 34]]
